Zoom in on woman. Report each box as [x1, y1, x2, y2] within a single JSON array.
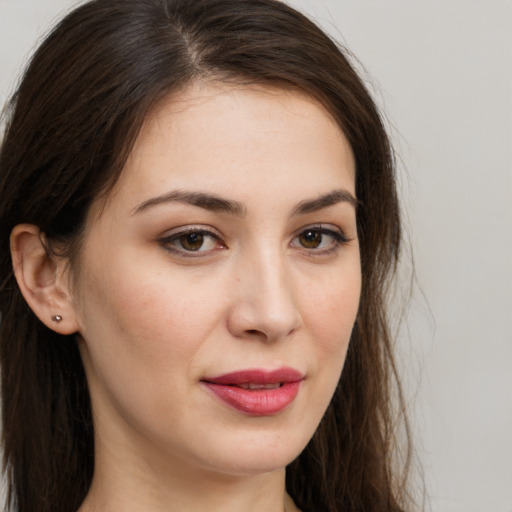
[[0, 0, 415, 511]]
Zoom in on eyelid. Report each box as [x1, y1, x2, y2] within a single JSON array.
[[157, 223, 352, 259], [158, 225, 226, 257], [291, 224, 352, 253], [161, 224, 223, 239], [294, 223, 350, 240]]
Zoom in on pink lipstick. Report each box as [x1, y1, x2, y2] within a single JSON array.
[[201, 367, 303, 416]]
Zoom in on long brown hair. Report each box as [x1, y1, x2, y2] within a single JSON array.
[[0, 1, 414, 510]]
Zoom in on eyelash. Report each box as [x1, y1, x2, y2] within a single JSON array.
[[159, 225, 350, 258], [290, 226, 350, 255], [159, 227, 225, 258]]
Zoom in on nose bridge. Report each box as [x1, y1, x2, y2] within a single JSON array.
[[229, 241, 302, 340]]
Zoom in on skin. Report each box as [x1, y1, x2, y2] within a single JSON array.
[[11, 83, 361, 512]]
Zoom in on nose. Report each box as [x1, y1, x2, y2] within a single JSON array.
[[227, 248, 303, 342]]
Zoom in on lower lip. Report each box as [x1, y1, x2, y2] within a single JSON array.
[[202, 381, 302, 416]]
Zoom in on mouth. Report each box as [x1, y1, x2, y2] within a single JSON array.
[[201, 367, 304, 416], [235, 382, 282, 390]]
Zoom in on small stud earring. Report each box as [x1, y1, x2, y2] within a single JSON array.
[[52, 315, 63, 322]]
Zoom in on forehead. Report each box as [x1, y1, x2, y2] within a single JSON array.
[[98, 82, 356, 217]]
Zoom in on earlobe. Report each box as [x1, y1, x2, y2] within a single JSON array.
[[10, 224, 80, 335]]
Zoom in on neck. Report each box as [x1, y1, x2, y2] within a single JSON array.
[[78, 437, 297, 512]]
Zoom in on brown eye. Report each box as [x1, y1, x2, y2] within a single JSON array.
[[299, 230, 322, 249], [179, 232, 204, 251], [161, 229, 223, 256], [291, 227, 347, 254]]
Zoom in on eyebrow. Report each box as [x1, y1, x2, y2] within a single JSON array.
[[131, 190, 247, 217], [290, 189, 358, 216], [131, 188, 357, 217]]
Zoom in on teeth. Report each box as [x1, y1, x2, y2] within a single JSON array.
[[238, 382, 281, 390]]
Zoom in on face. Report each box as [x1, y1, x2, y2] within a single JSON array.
[[71, 83, 361, 480]]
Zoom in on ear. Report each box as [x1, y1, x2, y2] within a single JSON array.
[[10, 224, 80, 335]]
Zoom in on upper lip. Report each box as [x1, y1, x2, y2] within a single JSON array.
[[202, 367, 304, 385]]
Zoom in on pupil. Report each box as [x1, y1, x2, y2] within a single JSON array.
[[301, 231, 321, 248], [182, 233, 203, 250]]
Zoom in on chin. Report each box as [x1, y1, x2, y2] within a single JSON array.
[[191, 425, 312, 477]]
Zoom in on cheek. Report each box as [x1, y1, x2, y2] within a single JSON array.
[[74, 250, 227, 368], [302, 268, 361, 354], [293, 267, 360, 444], [73, 253, 230, 431]]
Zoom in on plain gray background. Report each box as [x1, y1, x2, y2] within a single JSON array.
[[1, 1, 511, 511]]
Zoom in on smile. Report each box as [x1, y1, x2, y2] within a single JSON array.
[[237, 382, 281, 390], [201, 368, 304, 416]]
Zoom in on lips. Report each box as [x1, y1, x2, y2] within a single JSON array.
[[201, 367, 304, 416]]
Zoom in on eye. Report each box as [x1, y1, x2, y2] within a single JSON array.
[[298, 230, 324, 249], [178, 232, 208, 251], [160, 228, 225, 256], [291, 226, 348, 253]]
